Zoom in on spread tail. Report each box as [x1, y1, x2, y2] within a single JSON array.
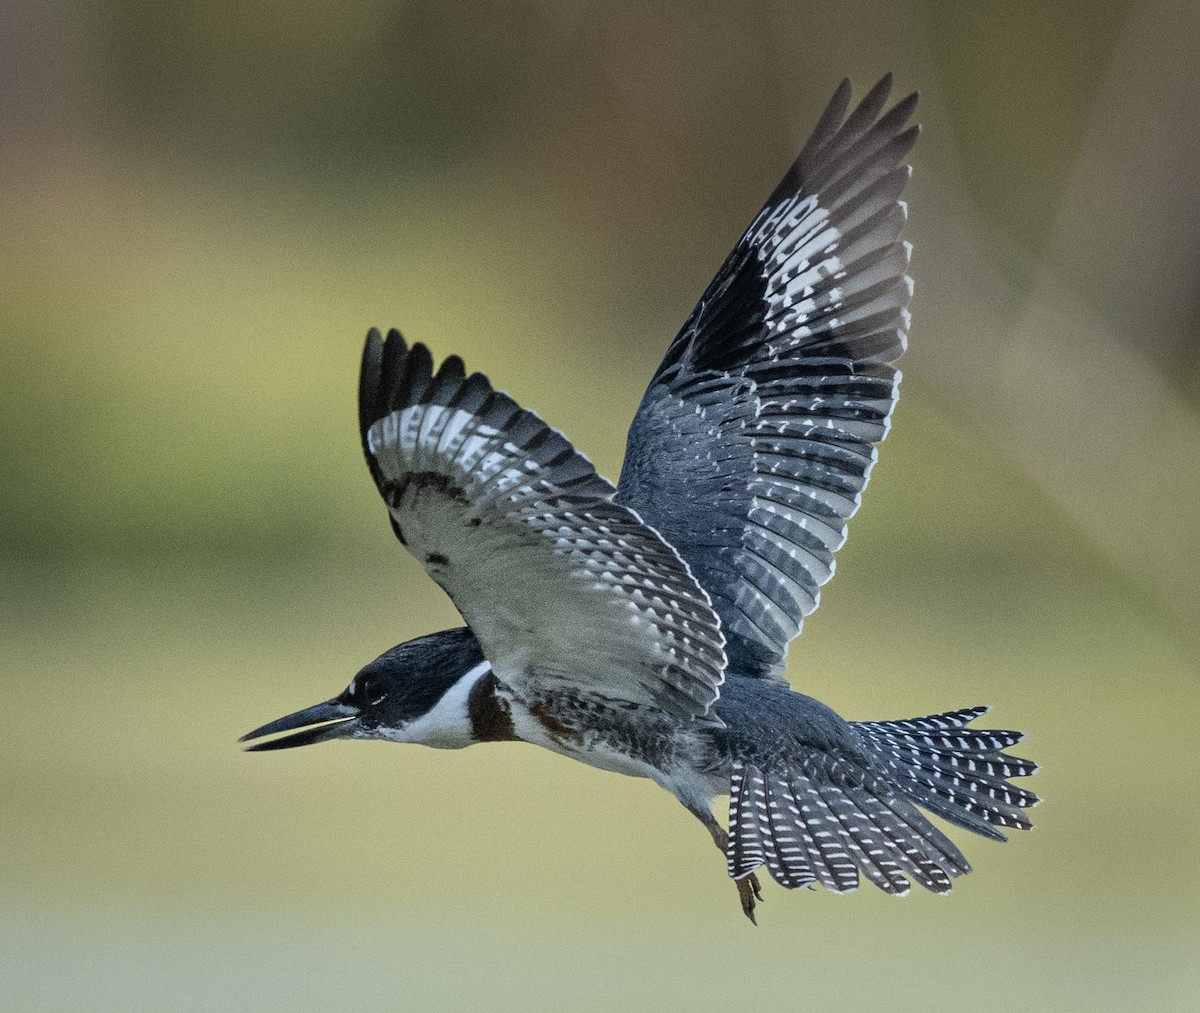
[[852, 705, 1040, 841], [726, 706, 1039, 895]]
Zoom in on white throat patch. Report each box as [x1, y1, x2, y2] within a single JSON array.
[[383, 660, 491, 749]]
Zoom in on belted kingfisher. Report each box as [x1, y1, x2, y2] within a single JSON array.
[[242, 75, 1039, 923]]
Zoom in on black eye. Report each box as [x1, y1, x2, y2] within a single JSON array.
[[347, 674, 385, 705]]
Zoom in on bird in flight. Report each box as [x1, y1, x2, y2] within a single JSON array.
[[241, 75, 1039, 923]]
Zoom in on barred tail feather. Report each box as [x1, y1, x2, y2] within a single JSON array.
[[728, 759, 971, 896], [724, 706, 1036, 895], [728, 762, 770, 880], [852, 706, 1041, 842]]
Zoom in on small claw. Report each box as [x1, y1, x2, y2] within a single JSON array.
[[751, 873, 764, 902], [735, 875, 759, 925]]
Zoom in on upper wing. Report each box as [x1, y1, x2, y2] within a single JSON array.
[[615, 75, 918, 679], [358, 328, 727, 722]]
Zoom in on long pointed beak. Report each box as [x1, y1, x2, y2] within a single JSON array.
[[239, 699, 360, 751]]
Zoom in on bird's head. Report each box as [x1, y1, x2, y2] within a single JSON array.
[[240, 628, 491, 752]]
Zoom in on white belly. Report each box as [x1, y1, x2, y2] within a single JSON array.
[[504, 694, 725, 814], [506, 699, 663, 781]]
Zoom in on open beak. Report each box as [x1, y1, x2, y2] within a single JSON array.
[[239, 699, 360, 751]]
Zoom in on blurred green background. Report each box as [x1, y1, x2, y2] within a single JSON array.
[[3, 1, 1198, 1010]]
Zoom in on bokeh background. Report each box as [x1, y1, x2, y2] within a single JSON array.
[[3, 1, 1198, 1010]]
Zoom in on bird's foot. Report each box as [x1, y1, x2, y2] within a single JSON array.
[[735, 872, 763, 925]]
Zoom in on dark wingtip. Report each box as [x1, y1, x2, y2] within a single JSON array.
[[438, 354, 466, 383], [887, 89, 920, 129], [376, 329, 410, 419], [775, 75, 915, 208], [853, 73, 894, 124], [796, 77, 854, 165], [359, 328, 385, 442], [398, 342, 435, 411], [831, 76, 854, 111], [892, 122, 922, 163]]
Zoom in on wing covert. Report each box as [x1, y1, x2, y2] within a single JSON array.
[[616, 75, 918, 679], [359, 328, 728, 722]]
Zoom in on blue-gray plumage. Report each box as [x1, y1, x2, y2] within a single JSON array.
[[241, 75, 1039, 923]]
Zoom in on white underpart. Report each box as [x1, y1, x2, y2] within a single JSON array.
[[500, 685, 723, 813], [379, 660, 491, 749]]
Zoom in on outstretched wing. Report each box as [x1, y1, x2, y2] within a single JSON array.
[[616, 75, 918, 679], [358, 328, 727, 722]]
